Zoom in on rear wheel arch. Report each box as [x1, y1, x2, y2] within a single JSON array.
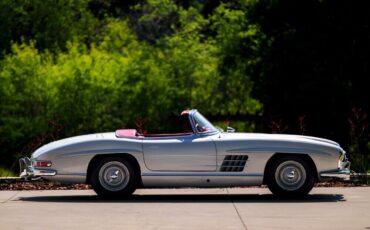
[[86, 153, 142, 186], [263, 153, 318, 185]]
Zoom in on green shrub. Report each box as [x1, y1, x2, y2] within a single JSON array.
[[0, 167, 16, 177], [0, 16, 262, 167]]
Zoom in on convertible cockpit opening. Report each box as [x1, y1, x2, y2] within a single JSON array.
[[116, 112, 195, 138], [142, 112, 194, 137]]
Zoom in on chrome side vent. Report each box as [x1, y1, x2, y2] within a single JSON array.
[[220, 155, 248, 172]]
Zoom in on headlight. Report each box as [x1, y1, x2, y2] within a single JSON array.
[[339, 150, 347, 162], [338, 151, 350, 169]]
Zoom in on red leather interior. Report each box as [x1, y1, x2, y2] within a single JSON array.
[[143, 133, 193, 137], [115, 129, 138, 138], [115, 129, 192, 138]]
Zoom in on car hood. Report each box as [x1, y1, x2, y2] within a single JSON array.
[[220, 132, 344, 153]]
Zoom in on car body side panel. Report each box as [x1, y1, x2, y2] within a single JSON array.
[[142, 134, 217, 171], [213, 137, 275, 175], [34, 133, 144, 183], [213, 133, 342, 176], [38, 132, 342, 185], [29, 110, 346, 186], [141, 172, 263, 187]]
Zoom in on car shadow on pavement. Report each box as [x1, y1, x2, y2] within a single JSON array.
[[18, 193, 346, 203]]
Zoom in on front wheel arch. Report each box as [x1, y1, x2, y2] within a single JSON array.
[[263, 153, 318, 185]]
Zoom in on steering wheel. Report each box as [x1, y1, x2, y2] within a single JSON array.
[[195, 123, 205, 132]]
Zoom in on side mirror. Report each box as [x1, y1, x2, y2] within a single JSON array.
[[226, 126, 235, 133]]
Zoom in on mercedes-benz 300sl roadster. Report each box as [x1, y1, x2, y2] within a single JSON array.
[[19, 109, 350, 197]]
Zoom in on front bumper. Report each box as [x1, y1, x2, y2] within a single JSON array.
[[319, 159, 351, 181], [19, 157, 56, 179]]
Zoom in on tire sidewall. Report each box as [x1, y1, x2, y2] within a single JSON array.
[[90, 157, 138, 197], [267, 156, 315, 197]]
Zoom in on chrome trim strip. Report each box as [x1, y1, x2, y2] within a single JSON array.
[[33, 169, 57, 176], [59, 148, 142, 157], [142, 172, 263, 177], [189, 110, 220, 136], [320, 169, 351, 180], [57, 173, 86, 176]]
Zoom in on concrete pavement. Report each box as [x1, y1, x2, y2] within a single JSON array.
[[0, 187, 369, 230]]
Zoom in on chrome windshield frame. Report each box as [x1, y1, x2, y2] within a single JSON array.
[[188, 110, 220, 136]]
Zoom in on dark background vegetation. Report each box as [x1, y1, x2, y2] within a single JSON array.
[[0, 0, 369, 174]]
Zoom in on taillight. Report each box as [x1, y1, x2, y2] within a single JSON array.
[[33, 160, 52, 167]]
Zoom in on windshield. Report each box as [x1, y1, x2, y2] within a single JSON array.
[[192, 111, 218, 133]]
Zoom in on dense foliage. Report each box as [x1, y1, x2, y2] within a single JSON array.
[[0, 0, 369, 172]]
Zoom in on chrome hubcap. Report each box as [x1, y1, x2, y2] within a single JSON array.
[[275, 160, 306, 191], [99, 161, 130, 192], [110, 171, 119, 179]]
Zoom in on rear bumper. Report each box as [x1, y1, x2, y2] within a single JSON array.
[[19, 157, 56, 179]]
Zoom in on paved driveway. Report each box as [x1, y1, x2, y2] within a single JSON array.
[[0, 187, 369, 230]]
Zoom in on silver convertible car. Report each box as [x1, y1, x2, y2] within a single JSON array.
[[20, 109, 350, 197]]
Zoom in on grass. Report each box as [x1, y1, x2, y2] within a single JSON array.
[[0, 167, 16, 177]]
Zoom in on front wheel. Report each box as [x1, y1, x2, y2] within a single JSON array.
[[90, 157, 138, 197], [267, 156, 315, 197]]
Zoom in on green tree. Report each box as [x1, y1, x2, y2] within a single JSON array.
[[0, 0, 99, 53], [0, 1, 264, 170]]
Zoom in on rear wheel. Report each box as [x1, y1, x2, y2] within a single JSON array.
[[90, 157, 138, 197], [267, 156, 315, 197]]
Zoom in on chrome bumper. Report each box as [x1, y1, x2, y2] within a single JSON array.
[[320, 159, 351, 181], [320, 169, 351, 180], [19, 157, 56, 179]]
